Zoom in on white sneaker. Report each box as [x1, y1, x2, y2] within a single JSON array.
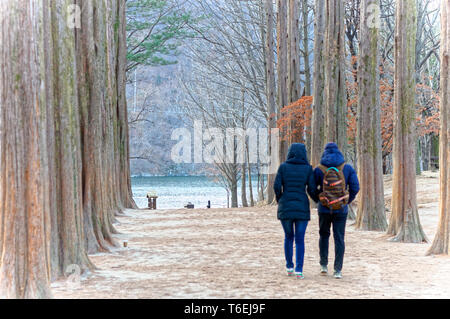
[[334, 271, 343, 279], [295, 272, 305, 280], [320, 265, 328, 275], [287, 268, 294, 277]]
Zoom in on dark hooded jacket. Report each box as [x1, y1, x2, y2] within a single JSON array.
[[274, 143, 317, 220], [313, 143, 360, 214]]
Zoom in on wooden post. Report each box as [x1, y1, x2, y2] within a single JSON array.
[[147, 196, 157, 210], [147, 191, 158, 210]]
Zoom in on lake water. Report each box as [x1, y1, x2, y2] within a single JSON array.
[[131, 176, 262, 209]]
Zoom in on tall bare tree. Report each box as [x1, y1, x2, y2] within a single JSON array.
[[0, 0, 135, 298], [387, 0, 427, 243], [311, 0, 326, 166], [288, 0, 301, 104], [428, 0, 450, 255], [301, 0, 312, 97], [288, 0, 303, 144], [182, 0, 268, 206], [0, 0, 52, 298], [356, 0, 388, 231], [301, 0, 313, 154], [265, 0, 277, 204], [324, 0, 347, 152], [50, 0, 92, 278], [277, 0, 289, 162]]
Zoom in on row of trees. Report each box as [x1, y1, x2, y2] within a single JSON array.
[[285, 0, 448, 251], [179, 0, 314, 206], [181, 0, 449, 253], [180, 0, 439, 208], [180, 0, 269, 207], [282, 0, 448, 250], [0, 0, 135, 298], [0, 0, 449, 300]]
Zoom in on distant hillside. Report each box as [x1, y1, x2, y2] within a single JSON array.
[[127, 56, 210, 176]]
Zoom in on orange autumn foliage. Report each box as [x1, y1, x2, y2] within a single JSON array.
[[277, 96, 313, 143], [277, 62, 439, 157]]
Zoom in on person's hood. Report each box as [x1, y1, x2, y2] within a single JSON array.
[[320, 142, 345, 167], [286, 143, 309, 165]]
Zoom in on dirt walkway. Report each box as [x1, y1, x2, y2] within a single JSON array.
[[52, 172, 450, 298]]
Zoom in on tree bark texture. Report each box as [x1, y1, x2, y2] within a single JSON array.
[[0, 0, 52, 298], [265, 0, 277, 204], [0, 0, 135, 298], [388, 0, 427, 243], [277, 0, 289, 163], [356, 0, 388, 231], [311, 0, 326, 167], [428, 0, 450, 254], [324, 0, 347, 153]]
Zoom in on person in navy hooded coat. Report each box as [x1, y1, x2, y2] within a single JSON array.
[[313, 142, 360, 279], [274, 143, 317, 279]]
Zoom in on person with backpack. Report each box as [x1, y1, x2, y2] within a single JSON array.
[[314, 142, 359, 279], [274, 143, 317, 280]]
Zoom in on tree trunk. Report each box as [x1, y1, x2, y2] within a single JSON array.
[[241, 89, 248, 208], [324, 0, 347, 153], [0, 0, 52, 298], [311, 0, 326, 167], [301, 0, 312, 154], [277, 0, 289, 163], [288, 0, 303, 143], [348, 205, 357, 220], [418, 134, 432, 173], [428, 0, 450, 255], [388, 0, 427, 243], [265, 0, 277, 204], [241, 163, 249, 207], [288, 0, 301, 104], [231, 177, 238, 208], [302, 0, 312, 97], [247, 145, 255, 207], [355, 0, 388, 231], [50, 0, 93, 276], [41, 0, 60, 281], [258, 165, 265, 203], [76, 0, 118, 252], [117, 1, 138, 210], [0, 0, 134, 298]]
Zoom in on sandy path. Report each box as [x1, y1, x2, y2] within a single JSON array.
[[52, 172, 450, 298]]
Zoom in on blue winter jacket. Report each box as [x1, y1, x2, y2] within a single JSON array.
[[274, 143, 318, 221], [314, 143, 360, 214]]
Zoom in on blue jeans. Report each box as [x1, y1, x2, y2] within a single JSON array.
[[280, 219, 308, 273], [319, 213, 347, 272]]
